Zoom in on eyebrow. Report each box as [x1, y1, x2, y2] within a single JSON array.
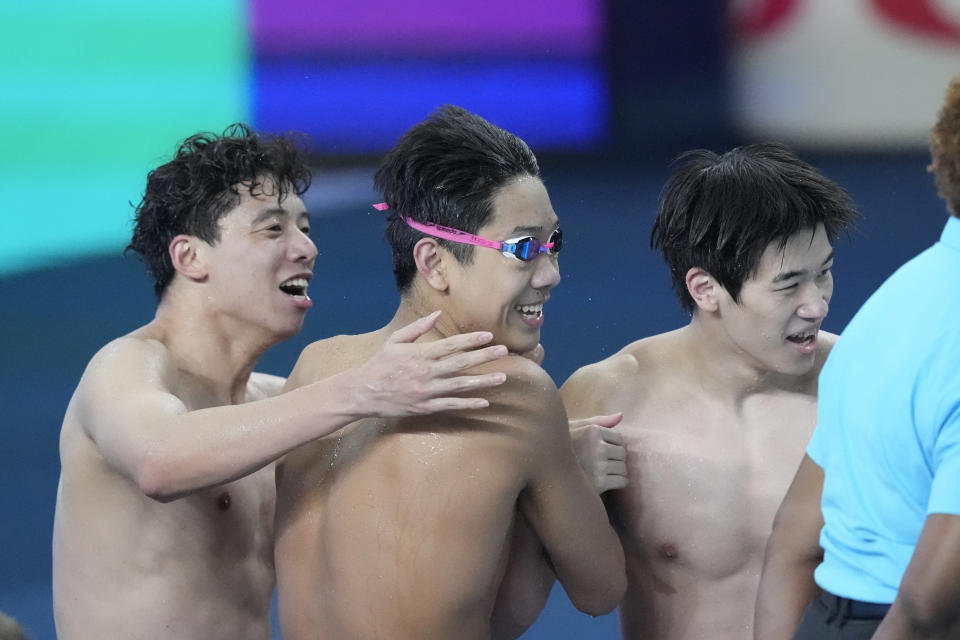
[[771, 250, 835, 283], [251, 207, 310, 225]]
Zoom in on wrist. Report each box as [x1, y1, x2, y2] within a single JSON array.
[[329, 366, 373, 422]]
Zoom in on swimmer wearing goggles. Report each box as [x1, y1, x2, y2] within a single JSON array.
[[373, 203, 562, 262]]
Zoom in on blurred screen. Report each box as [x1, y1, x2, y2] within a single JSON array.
[[1, 0, 607, 275], [250, 0, 608, 153], [0, 0, 249, 275]]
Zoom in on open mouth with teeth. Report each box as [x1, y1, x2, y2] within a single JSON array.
[[786, 330, 816, 346], [515, 303, 543, 318], [279, 277, 309, 298]]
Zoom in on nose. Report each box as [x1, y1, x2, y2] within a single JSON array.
[[293, 229, 318, 265], [532, 254, 561, 290], [797, 282, 829, 321]]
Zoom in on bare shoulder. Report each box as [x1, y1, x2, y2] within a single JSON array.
[[455, 355, 569, 446], [561, 330, 680, 415], [80, 333, 172, 392], [69, 333, 177, 438], [286, 331, 382, 391], [246, 372, 287, 401], [477, 354, 561, 411]]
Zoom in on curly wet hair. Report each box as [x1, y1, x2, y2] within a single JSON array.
[[127, 123, 312, 297], [929, 77, 960, 217]]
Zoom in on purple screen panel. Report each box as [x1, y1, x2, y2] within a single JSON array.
[[251, 0, 603, 56]]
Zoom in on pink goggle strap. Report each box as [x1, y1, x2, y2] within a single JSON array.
[[403, 217, 502, 251], [372, 203, 502, 251], [373, 202, 510, 251]]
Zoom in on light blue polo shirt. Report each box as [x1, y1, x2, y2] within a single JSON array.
[[808, 216, 960, 604]]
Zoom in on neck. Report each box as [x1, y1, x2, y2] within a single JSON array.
[[149, 290, 279, 404], [389, 294, 451, 342], [680, 314, 785, 408], [392, 278, 477, 340]]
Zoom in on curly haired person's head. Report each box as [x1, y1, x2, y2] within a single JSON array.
[[127, 123, 312, 297], [929, 77, 960, 217]]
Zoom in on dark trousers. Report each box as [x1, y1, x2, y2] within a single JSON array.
[[792, 592, 889, 640]]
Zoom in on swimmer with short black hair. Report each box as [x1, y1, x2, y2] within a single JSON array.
[[561, 142, 860, 639], [274, 105, 625, 640]]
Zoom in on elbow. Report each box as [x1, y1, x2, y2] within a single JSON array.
[[569, 562, 627, 617], [570, 576, 626, 617], [134, 455, 181, 503]]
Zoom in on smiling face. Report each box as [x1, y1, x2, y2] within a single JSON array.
[[443, 176, 562, 354], [714, 223, 834, 376], [200, 178, 317, 341]]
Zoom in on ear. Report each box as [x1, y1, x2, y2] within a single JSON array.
[[168, 234, 208, 283], [412, 237, 449, 292], [685, 267, 720, 313]]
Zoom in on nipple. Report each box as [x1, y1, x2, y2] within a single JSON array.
[[658, 543, 678, 560]]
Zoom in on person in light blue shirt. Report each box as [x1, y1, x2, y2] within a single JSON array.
[[755, 77, 960, 640]]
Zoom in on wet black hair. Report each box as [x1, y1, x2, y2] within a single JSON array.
[[374, 105, 540, 292], [651, 142, 860, 313]]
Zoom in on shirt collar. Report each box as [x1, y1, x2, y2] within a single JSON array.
[[940, 216, 960, 249]]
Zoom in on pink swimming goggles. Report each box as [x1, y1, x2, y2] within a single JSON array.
[[373, 203, 562, 262]]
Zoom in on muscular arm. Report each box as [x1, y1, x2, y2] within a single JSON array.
[[870, 513, 960, 639], [490, 514, 556, 640], [82, 314, 507, 501], [505, 358, 626, 616], [754, 455, 825, 640]]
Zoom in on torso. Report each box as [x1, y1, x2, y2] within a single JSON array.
[[52, 342, 278, 640], [274, 332, 531, 640], [565, 329, 829, 640]]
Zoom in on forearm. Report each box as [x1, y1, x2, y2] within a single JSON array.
[[871, 513, 960, 639], [871, 597, 960, 639], [754, 553, 821, 640], [135, 369, 365, 500], [491, 516, 556, 639], [551, 506, 626, 616]]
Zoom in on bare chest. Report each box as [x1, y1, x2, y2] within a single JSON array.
[[171, 468, 276, 560], [609, 394, 814, 578]]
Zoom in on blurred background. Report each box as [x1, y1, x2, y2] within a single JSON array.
[[2, 0, 958, 637]]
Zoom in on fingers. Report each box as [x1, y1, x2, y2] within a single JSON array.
[[597, 459, 628, 493], [419, 396, 493, 412], [605, 460, 628, 476], [569, 412, 623, 431], [591, 412, 623, 428], [387, 310, 442, 344], [436, 372, 508, 395], [419, 330, 497, 360], [602, 428, 625, 448], [601, 439, 626, 461], [601, 474, 629, 493], [433, 345, 509, 376]]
